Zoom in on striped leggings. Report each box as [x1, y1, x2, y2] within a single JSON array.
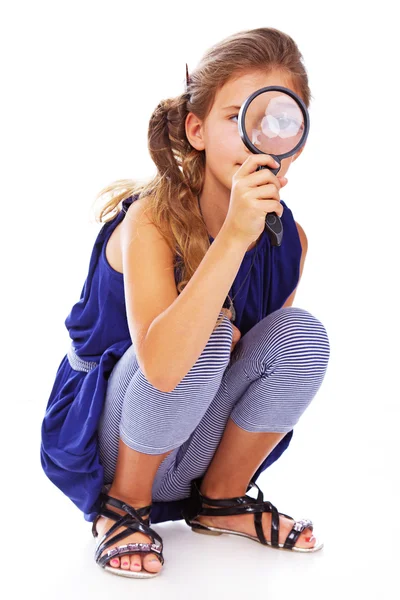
[[97, 307, 330, 503]]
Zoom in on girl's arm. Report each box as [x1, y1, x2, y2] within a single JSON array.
[[121, 198, 248, 392]]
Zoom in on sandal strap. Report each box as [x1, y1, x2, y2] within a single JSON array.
[[189, 478, 266, 514], [190, 478, 272, 515], [92, 492, 152, 537], [92, 491, 152, 539], [98, 491, 152, 521], [253, 500, 281, 546], [245, 480, 280, 545]]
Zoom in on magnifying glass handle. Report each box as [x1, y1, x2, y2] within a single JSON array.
[[265, 212, 283, 247], [256, 164, 283, 247]]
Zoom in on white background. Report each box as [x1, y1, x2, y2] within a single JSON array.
[[1, 1, 399, 598]]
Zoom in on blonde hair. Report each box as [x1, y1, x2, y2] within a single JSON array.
[[92, 27, 312, 330]]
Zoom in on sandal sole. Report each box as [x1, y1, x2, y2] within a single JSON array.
[[104, 564, 161, 578], [190, 522, 324, 552]]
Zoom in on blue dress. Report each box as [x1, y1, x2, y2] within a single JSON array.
[[40, 193, 302, 524]]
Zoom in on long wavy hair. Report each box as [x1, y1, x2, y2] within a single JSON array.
[[92, 27, 312, 330]]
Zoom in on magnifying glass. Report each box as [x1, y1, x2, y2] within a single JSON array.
[[238, 86, 310, 247]]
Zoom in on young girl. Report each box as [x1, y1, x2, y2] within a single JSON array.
[[41, 27, 330, 579]]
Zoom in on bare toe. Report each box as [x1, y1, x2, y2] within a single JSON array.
[[129, 554, 142, 571], [296, 526, 316, 548], [120, 556, 131, 570], [109, 557, 120, 569], [143, 553, 162, 573]]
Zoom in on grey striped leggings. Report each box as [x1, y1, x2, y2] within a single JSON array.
[[97, 307, 330, 503]]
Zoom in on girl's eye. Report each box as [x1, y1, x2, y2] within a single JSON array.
[[229, 114, 239, 122]]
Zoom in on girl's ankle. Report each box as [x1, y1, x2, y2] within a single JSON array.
[[107, 487, 152, 509]]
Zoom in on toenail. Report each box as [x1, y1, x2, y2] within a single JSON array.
[[122, 561, 129, 565], [134, 563, 140, 566]]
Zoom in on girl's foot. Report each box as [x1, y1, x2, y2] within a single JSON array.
[[94, 495, 163, 574], [196, 489, 316, 549]]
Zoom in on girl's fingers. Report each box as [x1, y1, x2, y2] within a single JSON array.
[[237, 153, 280, 177]]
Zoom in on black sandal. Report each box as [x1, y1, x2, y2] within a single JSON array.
[[181, 477, 323, 553], [92, 490, 165, 578]]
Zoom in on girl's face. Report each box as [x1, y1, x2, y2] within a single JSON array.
[[185, 69, 305, 193]]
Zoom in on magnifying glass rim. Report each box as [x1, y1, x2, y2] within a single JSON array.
[[238, 85, 310, 160]]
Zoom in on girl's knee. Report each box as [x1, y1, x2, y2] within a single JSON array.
[[268, 306, 330, 362], [274, 307, 330, 351]]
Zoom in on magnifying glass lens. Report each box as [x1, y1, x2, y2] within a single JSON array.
[[244, 91, 305, 156]]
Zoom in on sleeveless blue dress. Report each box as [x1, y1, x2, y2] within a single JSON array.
[[40, 193, 302, 524]]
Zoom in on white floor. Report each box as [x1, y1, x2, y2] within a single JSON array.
[[8, 363, 398, 600]]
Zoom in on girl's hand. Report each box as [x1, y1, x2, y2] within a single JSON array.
[[221, 308, 242, 353], [223, 153, 288, 248]]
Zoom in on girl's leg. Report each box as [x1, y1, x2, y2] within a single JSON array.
[[95, 312, 234, 572], [153, 307, 330, 548]]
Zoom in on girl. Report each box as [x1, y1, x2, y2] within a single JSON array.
[[40, 27, 330, 579]]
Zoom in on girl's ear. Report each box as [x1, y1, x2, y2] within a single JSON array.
[[185, 112, 205, 151]]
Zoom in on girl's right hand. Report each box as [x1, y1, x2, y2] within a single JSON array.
[[223, 154, 288, 247]]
